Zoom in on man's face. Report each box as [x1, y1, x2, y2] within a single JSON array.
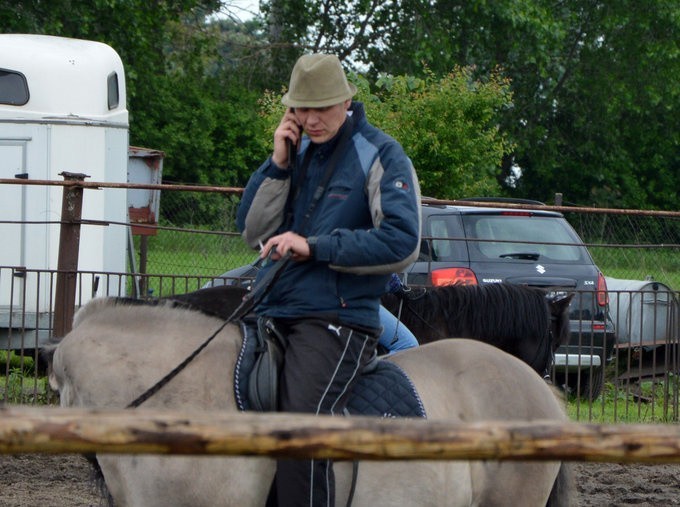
[[294, 100, 351, 144]]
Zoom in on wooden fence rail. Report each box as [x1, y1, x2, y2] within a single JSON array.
[[1, 406, 680, 463]]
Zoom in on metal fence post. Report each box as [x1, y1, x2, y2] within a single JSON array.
[[52, 172, 88, 339]]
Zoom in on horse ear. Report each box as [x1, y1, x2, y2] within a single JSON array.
[[546, 291, 573, 316]]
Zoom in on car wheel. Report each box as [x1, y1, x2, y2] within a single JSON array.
[[575, 366, 604, 400], [554, 367, 604, 401]]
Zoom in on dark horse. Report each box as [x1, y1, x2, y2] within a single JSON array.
[[166, 283, 571, 378], [382, 284, 572, 377]]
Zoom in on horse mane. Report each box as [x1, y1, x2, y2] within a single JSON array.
[[383, 283, 572, 374], [161, 285, 249, 320], [67, 285, 249, 331], [40, 298, 156, 368], [420, 284, 550, 345], [70, 297, 126, 329]]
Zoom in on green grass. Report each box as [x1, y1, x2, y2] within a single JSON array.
[[130, 229, 258, 297], [565, 375, 679, 423], [590, 246, 680, 290], [0, 371, 51, 405]]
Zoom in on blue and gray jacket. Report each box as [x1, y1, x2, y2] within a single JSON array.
[[236, 102, 421, 329]]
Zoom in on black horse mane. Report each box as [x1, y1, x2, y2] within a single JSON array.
[[110, 285, 250, 321], [392, 284, 550, 343], [382, 283, 572, 374]]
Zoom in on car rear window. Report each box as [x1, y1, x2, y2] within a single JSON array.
[[422, 214, 468, 262], [463, 214, 589, 263]]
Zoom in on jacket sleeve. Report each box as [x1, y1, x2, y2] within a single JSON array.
[[315, 142, 422, 275], [236, 158, 291, 249]]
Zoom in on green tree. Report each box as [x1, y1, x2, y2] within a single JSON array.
[[259, 67, 513, 199], [519, 0, 679, 209], [259, 0, 679, 210], [6, 0, 676, 209], [386, 1, 678, 209], [0, 0, 271, 188], [136, 16, 269, 187]]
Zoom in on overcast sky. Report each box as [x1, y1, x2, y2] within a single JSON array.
[[224, 0, 259, 21]]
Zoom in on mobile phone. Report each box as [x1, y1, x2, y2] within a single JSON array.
[[287, 138, 297, 168]]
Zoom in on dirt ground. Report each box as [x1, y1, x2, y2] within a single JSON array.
[[0, 454, 678, 506]]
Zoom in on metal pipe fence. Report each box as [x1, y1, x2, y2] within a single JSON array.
[[1, 179, 678, 422]]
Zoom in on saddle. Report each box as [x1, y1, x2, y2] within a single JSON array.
[[235, 317, 427, 419], [237, 316, 286, 412]]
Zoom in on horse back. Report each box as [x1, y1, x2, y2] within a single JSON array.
[[387, 339, 566, 422]]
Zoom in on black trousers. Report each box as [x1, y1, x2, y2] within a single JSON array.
[[272, 317, 379, 507]]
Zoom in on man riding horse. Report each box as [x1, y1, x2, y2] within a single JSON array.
[[236, 53, 421, 507]]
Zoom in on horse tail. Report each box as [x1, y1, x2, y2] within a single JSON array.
[[544, 384, 576, 507], [81, 455, 114, 507], [546, 463, 576, 507], [40, 337, 62, 389]]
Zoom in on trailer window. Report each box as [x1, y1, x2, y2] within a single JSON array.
[[0, 69, 29, 105], [107, 72, 119, 110]]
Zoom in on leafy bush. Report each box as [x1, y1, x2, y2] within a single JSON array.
[[0, 350, 36, 376], [0, 352, 51, 405]]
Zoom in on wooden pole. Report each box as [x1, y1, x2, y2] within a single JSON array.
[[52, 172, 87, 339], [2, 406, 680, 463]]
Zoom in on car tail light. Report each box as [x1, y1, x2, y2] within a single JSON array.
[[597, 272, 608, 307], [431, 268, 478, 286], [500, 211, 532, 216]]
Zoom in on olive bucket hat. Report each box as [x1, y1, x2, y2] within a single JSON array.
[[281, 53, 358, 108]]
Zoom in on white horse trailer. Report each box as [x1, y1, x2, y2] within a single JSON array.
[[0, 34, 129, 349]]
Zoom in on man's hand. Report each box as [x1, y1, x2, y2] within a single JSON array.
[[261, 231, 311, 261], [272, 109, 301, 168]]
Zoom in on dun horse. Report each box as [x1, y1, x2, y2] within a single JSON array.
[[47, 296, 574, 506]]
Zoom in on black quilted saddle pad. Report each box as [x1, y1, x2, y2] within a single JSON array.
[[235, 320, 426, 419], [345, 360, 427, 419]]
